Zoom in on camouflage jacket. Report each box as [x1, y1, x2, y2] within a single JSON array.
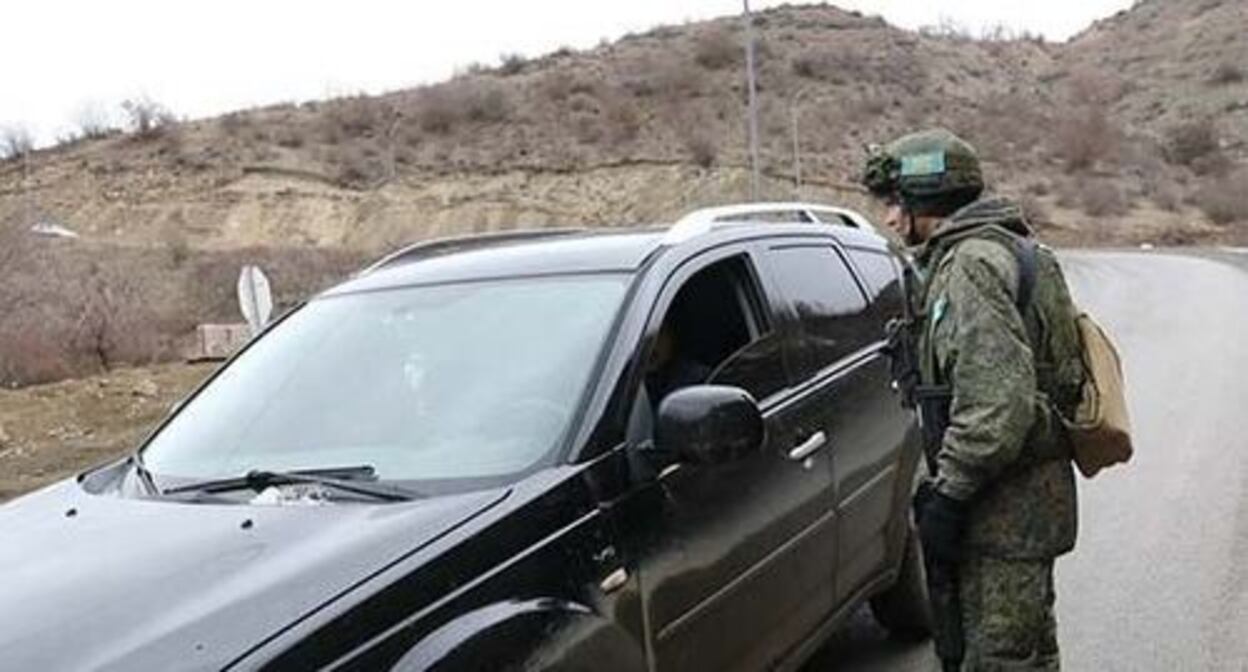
[[915, 196, 1085, 560]]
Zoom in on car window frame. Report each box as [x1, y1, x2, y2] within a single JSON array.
[[755, 235, 882, 383]]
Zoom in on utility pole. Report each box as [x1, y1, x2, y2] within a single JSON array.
[[743, 0, 761, 202], [23, 150, 33, 228], [790, 88, 808, 198]]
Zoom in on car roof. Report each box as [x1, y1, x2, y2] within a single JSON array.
[[325, 229, 667, 295], [324, 219, 891, 297]]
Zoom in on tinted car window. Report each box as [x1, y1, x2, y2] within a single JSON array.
[[768, 245, 874, 375], [849, 249, 905, 318]]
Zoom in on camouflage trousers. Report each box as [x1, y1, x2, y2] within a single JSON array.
[[959, 554, 1059, 671]]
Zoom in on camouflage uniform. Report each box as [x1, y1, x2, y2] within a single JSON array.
[[915, 196, 1085, 671]]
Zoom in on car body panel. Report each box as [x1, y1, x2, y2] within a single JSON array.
[[0, 479, 507, 671]]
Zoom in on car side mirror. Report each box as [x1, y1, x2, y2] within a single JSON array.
[[656, 385, 764, 466]]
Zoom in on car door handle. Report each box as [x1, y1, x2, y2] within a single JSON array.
[[788, 431, 828, 461]]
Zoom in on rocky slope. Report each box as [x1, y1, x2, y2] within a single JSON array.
[[1, 1, 1244, 254]]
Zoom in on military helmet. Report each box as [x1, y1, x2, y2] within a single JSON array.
[[862, 129, 985, 214]]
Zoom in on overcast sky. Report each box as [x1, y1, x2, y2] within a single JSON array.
[[2, 0, 1134, 144]]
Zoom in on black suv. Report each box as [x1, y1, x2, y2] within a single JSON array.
[[0, 205, 929, 671]]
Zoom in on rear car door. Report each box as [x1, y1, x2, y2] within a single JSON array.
[[759, 239, 915, 605], [628, 245, 838, 672]]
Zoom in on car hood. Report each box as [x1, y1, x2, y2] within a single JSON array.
[[0, 479, 508, 671]]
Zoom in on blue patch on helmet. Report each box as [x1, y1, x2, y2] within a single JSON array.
[[901, 151, 947, 177]]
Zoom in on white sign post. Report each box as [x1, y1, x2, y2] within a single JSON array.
[[237, 265, 274, 336]]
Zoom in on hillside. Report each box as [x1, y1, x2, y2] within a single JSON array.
[[0, 0, 1246, 388]]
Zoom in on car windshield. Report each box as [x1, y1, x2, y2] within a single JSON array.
[[141, 274, 629, 491]]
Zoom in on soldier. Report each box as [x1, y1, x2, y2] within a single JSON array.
[[862, 129, 1086, 671]]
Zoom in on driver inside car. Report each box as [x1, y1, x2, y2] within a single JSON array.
[[645, 320, 713, 409]]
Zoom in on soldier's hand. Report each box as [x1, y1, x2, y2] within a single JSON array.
[[917, 489, 968, 565]]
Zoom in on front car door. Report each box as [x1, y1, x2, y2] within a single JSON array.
[[620, 244, 839, 672]]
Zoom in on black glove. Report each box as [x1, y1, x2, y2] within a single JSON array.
[[915, 484, 969, 566]]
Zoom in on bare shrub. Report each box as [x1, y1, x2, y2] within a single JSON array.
[[1, 125, 34, 160], [273, 127, 306, 149], [325, 96, 383, 137], [791, 53, 819, 79], [333, 146, 384, 188], [604, 99, 643, 146], [1077, 180, 1131, 217], [415, 86, 459, 134], [1066, 68, 1128, 106], [498, 53, 527, 76], [461, 80, 512, 123], [73, 101, 116, 140], [1164, 118, 1219, 166], [681, 129, 718, 168], [1209, 63, 1245, 86], [542, 70, 597, 103], [693, 28, 740, 70], [1193, 171, 1248, 225], [918, 17, 974, 41], [1053, 106, 1119, 171], [1149, 182, 1183, 212], [218, 112, 249, 136], [620, 54, 704, 99], [121, 97, 175, 139]]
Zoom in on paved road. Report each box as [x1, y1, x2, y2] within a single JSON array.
[[805, 250, 1248, 672]]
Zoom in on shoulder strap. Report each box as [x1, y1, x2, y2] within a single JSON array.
[[1012, 236, 1038, 312]]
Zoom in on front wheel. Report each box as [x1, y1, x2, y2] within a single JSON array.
[[869, 520, 934, 640]]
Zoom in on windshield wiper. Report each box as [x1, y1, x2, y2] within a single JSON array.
[[162, 465, 419, 502], [131, 453, 161, 496]]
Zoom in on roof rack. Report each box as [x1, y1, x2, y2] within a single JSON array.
[[359, 228, 587, 275], [662, 202, 873, 245]]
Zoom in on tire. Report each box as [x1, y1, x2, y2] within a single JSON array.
[[869, 520, 934, 640]]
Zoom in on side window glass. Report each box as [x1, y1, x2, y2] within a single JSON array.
[[646, 255, 785, 408], [849, 249, 905, 322], [768, 245, 873, 374]]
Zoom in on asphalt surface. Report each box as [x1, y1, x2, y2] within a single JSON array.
[[804, 249, 1248, 672]]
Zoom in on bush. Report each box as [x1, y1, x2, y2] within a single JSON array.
[[682, 130, 718, 168], [693, 28, 740, 70], [273, 127, 307, 149], [415, 86, 460, 134], [1053, 106, 1119, 171], [0, 125, 33, 161], [1193, 172, 1248, 225], [325, 96, 384, 137], [1078, 180, 1131, 217], [462, 81, 512, 123], [333, 146, 384, 188], [72, 102, 116, 140], [498, 53, 527, 76], [218, 112, 249, 136], [121, 97, 175, 139], [1164, 119, 1219, 166], [1209, 63, 1245, 86]]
